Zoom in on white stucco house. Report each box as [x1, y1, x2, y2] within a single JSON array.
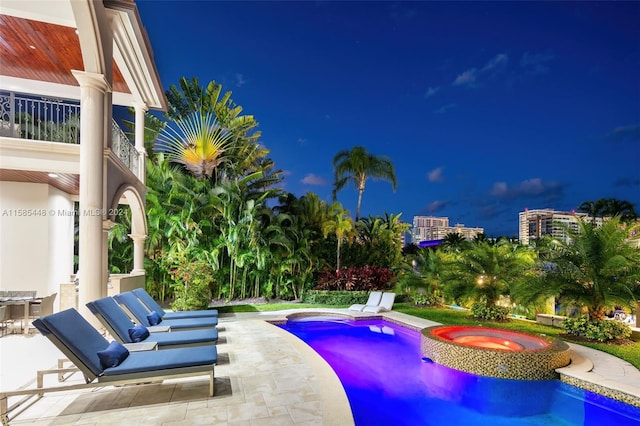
[[0, 0, 166, 322]]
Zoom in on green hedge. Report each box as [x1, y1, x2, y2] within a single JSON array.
[[470, 302, 510, 321], [562, 317, 632, 342], [302, 290, 370, 305]]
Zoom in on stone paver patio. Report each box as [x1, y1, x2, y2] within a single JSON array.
[[1, 309, 639, 425]]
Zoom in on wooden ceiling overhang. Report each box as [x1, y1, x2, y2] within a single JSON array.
[[0, 1, 166, 110], [0, 15, 130, 96]]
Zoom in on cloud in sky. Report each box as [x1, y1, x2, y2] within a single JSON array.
[[482, 53, 509, 72], [424, 86, 439, 98], [297, 137, 308, 145], [452, 68, 478, 87], [427, 166, 445, 182], [301, 173, 328, 185], [235, 73, 246, 87], [452, 53, 509, 87], [490, 178, 564, 200], [433, 103, 456, 114], [603, 124, 640, 143]]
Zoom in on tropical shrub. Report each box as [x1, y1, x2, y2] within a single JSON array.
[[315, 266, 395, 291], [409, 291, 437, 306], [470, 301, 510, 321], [169, 258, 213, 311], [562, 317, 631, 342]]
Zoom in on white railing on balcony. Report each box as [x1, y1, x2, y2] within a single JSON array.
[[0, 90, 139, 177]]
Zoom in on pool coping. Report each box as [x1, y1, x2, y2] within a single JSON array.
[[263, 308, 640, 409]]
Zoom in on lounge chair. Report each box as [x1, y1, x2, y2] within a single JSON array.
[[114, 292, 218, 330], [362, 292, 396, 313], [87, 297, 218, 349], [348, 291, 383, 312], [132, 288, 218, 319], [0, 309, 216, 425]]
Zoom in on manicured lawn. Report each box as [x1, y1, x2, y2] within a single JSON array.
[[215, 301, 640, 370]]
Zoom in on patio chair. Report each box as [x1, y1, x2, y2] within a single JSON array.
[[87, 297, 218, 349], [348, 291, 383, 312], [27, 292, 57, 331], [362, 292, 396, 313], [131, 288, 218, 319], [0, 308, 217, 425], [113, 292, 218, 330]]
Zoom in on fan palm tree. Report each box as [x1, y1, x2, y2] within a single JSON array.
[[332, 146, 397, 220], [158, 112, 233, 179], [513, 217, 640, 320]]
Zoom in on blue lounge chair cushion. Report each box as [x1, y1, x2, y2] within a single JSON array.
[[97, 341, 129, 369], [102, 345, 217, 376], [35, 308, 109, 376], [86, 297, 137, 343], [128, 324, 150, 342], [145, 328, 218, 347], [147, 311, 162, 326], [114, 292, 217, 329], [86, 297, 218, 347]]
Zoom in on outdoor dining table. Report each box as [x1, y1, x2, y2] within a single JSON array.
[[0, 296, 42, 334]]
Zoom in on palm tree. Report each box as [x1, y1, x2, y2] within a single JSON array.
[[158, 112, 233, 179], [441, 240, 536, 309], [578, 198, 638, 223], [332, 146, 397, 220], [601, 198, 638, 223], [322, 202, 356, 271], [441, 232, 468, 252], [513, 217, 640, 320]]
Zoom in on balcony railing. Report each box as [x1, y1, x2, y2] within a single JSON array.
[[0, 91, 80, 143], [0, 90, 139, 177], [111, 119, 139, 176]]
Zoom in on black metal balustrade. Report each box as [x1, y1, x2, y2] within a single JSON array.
[[0, 90, 139, 177]]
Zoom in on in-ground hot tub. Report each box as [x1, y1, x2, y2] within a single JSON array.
[[421, 325, 571, 380]]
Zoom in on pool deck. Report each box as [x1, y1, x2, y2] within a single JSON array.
[[1, 308, 639, 424]]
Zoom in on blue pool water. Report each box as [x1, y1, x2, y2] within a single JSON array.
[[279, 317, 640, 426]]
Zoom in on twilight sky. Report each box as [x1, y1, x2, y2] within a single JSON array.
[[136, 1, 640, 237]]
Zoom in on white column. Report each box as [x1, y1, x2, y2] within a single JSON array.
[[72, 70, 111, 320], [129, 234, 147, 274], [133, 102, 148, 183]]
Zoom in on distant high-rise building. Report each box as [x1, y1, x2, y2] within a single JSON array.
[[411, 216, 484, 243], [518, 208, 602, 245]]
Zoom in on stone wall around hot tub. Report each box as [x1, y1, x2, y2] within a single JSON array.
[[421, 326, 571, 380]]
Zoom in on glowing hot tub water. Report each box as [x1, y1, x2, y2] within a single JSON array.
[[422, 325, 571, 380]]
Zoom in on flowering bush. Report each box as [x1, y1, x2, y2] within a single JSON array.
[[562, 317, 631, 342], [315, 266, 395, 291], [169, 258, 213, 311]]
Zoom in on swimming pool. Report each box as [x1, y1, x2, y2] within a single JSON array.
[[278, 317, 640, 426]]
